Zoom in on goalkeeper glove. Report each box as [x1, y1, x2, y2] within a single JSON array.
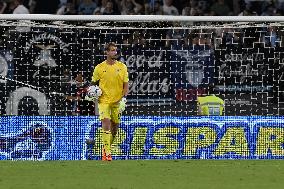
[[119, 97, 127, 113]]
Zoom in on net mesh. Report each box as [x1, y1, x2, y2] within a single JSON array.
[[0, 19, 283, 116]]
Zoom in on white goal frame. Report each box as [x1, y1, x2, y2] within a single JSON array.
[[0, 14, 284, 22]]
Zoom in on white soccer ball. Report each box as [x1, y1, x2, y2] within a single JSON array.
[[87, 85, 102, 99]]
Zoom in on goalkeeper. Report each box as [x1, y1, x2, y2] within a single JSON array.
[[91, 42, 129, 161]]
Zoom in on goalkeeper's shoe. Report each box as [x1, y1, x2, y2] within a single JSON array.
[[106, 154, 112, 161], [102, 148, 112, 161], [102, 148, 107, 161]]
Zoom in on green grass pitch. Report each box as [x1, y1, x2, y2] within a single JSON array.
[[0, 160, 283, 189]]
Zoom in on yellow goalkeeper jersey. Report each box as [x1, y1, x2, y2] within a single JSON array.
[[91, 60, 129, 104]]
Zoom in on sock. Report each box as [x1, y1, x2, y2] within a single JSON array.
[[102, 130, 112, 155]]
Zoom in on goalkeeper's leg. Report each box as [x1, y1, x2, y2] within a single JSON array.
[[110, 105, 122, 145], [99, 103, 113, 161], [101, 118, 112, 161], [110, 121, 119, 145]]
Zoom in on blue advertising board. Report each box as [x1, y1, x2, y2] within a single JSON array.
[[0, 116, 283, 160]]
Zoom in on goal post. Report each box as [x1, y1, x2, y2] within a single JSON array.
[[0, 15, 283, 116], [0, 14, 284, 22]]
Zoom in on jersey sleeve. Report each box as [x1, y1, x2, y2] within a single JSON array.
[[91, 65, 100, 83]]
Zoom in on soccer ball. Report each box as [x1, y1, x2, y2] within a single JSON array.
[[86, 85, 102, 99]]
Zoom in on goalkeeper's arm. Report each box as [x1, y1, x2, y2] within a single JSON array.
[[123, 82, 129, 97]]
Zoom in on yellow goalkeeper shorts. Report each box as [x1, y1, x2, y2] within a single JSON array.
[[98, 103, 121, 123]]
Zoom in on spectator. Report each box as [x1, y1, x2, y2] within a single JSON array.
[[193, 0, 211, 15], [60, 0, 68, 6], [261, 4, 277, 16], [33, 0, 60, 14], [230, 0, 241, 15], [220, 27, 241, 45], [277, 0, 284, 12], [120, 0, 142, 15], [57, 1, 77, 14], [78, 0, 97, 14], [175, 0, 189, 13], [238, 2, 258, 15], [145, 0, 163, 15], [189, 29, 212, 46], [182, 6, 191, 15], [93, 0, 108, 14], [165, 22, 187, 49], [65, 73, 96, 115], [163, 0, 179, 15], [12, 0, 30, 14], [182, 0, 209, 16], [210, 0, 232, 16], [93, 8, 101, 14], [0, 1, 7, 14], [102, 0, 115, 15], [127, 30, 147, 48], [28, 0, 36, 13], [262, 26, 279, 47], [182, 0, 195, 16]]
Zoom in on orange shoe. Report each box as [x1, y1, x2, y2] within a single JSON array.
[[106, 154, 112, 161], [102, 148, 107, 161]]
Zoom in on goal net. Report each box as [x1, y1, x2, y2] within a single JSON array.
[[0, 15, 283, 116]]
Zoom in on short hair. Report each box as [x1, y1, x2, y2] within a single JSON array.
[[104, 42, 117, 51]]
